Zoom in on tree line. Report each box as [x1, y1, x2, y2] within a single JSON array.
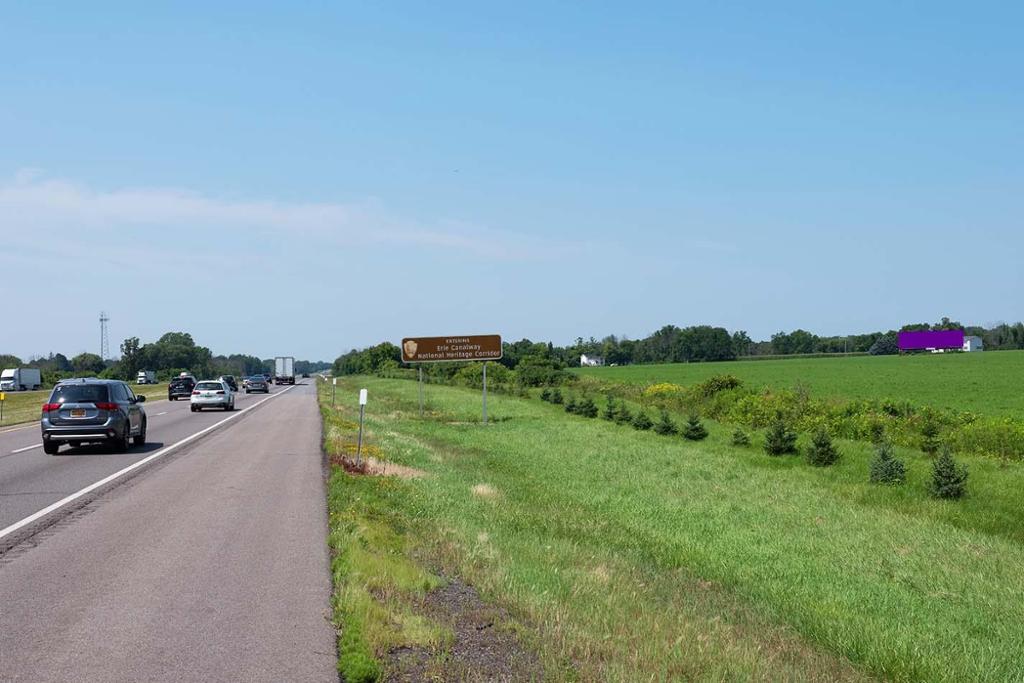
[[1, 331, 330, 387], [332, 317, 1024, 378]]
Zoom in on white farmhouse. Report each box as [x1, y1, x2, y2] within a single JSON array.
[[963, 335, 984, 352], [580, 354, 605, 367]]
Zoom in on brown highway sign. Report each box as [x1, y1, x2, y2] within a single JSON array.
[[401, 335, 502, 363]]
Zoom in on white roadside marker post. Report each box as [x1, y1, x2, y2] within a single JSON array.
[[332, 377, 337, 407], [356, 388, 368, 467]]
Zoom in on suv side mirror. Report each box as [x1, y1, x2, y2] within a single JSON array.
[[136, 395, 146, 403]]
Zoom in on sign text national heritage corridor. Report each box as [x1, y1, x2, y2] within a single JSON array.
[[401, 335, 502, 363]]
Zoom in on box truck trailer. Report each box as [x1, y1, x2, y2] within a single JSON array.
[[0, 368, 43, 391], [274, 357, 295, 385]]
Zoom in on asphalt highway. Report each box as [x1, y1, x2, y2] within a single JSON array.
[[0, 381, 337, 681]]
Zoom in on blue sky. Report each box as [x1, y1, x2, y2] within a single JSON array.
[[1, 2, 1021, 361]]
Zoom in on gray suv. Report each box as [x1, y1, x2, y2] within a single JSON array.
[[40, 379, 147, 455]]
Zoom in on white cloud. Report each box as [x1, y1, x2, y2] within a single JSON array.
[[0, 170, 556, 261]]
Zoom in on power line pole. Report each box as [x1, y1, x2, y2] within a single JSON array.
[[99, 311, 110, 360]]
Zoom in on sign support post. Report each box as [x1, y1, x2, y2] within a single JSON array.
[[332, 378, 337, 407], [356, 388, 368, 468], [418, 365, 424, 417], [482, 361, 488, 425], [0, 392, 5, 424]]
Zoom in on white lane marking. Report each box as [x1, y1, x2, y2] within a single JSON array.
[[11, 444, 42, 454], [0, 385, 297, 542]]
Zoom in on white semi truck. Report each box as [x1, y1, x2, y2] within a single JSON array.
[[0, 368, 43, 392], [136, 370, 157, 384], [274, 356, 295, 385]]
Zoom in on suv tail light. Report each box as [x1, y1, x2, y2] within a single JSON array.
[[192, 391, 200, 395], [94, 402, 119, 411], [216, 390, 225, 395], [42, 403, 60, 413]]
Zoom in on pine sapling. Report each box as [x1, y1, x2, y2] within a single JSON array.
[[929, 446, 968, 499], [731, 428, 751, 447], [869, 442, 906, 484], [682, 413, 708, 441], [763, 417, 798, 456], [550, 388, 563, 405], [540, 387, 552, 402], [920, 417, 941, 456], [806, 428, 840, 467], [577, 396, 598, 418], [632, 410, 653, 431], [654, 410, 678, 436], [564, 396, 577, 414], [614, 403, 633, 426], [602, 396, 618, 421]]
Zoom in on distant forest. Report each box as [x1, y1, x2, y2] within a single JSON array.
[[333, 318, 1024, 379]]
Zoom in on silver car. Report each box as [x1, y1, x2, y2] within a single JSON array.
[[41, 379, 147, 454], [190, 380, 235, 412]]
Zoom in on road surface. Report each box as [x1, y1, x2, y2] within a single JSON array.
[[0, 381, 337, 682]]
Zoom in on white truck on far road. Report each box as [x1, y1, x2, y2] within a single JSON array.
[[137, 370, 157, 384], [274, 357, 295, 385], [0, 368, 43, 392]]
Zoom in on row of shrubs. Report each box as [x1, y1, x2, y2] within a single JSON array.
[[578, 374, 1024, 462], [542, 386, 970, 499]]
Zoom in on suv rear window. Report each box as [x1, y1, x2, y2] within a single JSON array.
[[51, 384, 110, 404]]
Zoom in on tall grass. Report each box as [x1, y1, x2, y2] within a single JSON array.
[[321, 377, 1024, 682]]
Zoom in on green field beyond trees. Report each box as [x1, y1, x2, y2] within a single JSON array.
[[321, 377, 1024, 682], [576, 351, 1024, 418]]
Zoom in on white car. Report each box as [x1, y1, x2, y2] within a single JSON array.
[[190, 380, 235, 412]]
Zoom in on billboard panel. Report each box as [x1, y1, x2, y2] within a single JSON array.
[[897, 329, 964, 351]]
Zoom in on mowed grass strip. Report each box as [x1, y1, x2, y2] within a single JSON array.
[[324, 377, 1024, 681], [576, 350, 1024, 417], [0, 384, 169, 429]]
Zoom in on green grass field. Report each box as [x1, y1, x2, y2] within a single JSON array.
[[322, 377, 1024, 682], [575, 350, 1024, 417], [0, 384, 170, 429]]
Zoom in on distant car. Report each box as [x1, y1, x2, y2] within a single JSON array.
[[190, 380, 235, 412], [301, 372, 310, 378], [244, 376, 269, 394], [168, 375, 196, 400], [218, 375, 239, 391], [40, 378, 147, 454]]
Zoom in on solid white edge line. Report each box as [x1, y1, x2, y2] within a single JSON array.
[[10, 444, 42, 454], [0, 385, 297, 542]]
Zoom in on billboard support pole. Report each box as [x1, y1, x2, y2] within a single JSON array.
[[418, 365, 424, 417], [482, 361, 488, 425]]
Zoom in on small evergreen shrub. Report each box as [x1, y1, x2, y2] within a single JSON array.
[[540, 387, 552, 402], [682, 413, 708, 441], [731, 428, 751, 447], [929, 446, 968, 499], [564, 396, 578, 414], [806, 428, 840, 467], [602, 396, 618, 421], [550, 388, 563, 405], [633, 411, 653, 430], [763, 417, 798, 456], [577, 396, 599, 418], [920, 417, 941, 455], [654, 410, 678, 436], [869, 442, 906, 484], [614, 403, 634, 426]]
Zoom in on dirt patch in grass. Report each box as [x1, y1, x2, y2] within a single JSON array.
[[330, 453, 426, 479], [471, 483, 499, 499], [384, 575, 543, 682]]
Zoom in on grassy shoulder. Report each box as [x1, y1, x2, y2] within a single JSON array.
[[321, 377, 1017, 681], [0, 384, 169, 429]]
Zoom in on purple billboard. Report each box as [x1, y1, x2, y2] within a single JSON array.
[[897, 329, 964, 351]]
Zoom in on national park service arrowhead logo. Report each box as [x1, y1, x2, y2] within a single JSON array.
[[403, 339, 418, 359]]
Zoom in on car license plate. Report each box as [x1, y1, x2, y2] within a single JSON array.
[[70, 408, 86, 417]]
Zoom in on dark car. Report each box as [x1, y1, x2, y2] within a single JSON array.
[[168, 375, 196, 400], [244, 376, 269, 394], [219, 375, 239, 391], [41, 378, 147, 454]]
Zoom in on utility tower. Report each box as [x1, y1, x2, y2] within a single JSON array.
[[100, 311, 110, 360]]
